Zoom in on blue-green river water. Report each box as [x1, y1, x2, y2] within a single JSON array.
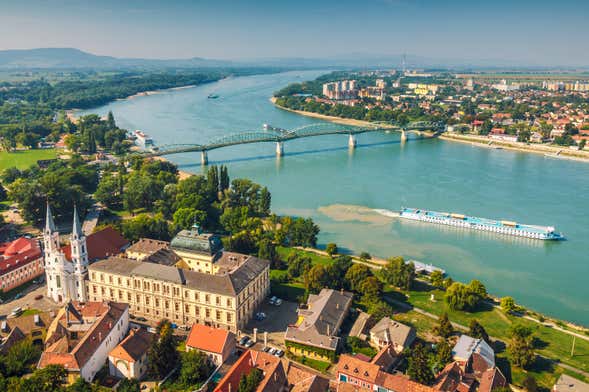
[[81, 70, 589, 326]]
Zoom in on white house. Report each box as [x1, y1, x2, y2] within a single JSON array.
[[108, 328, 154, 380]]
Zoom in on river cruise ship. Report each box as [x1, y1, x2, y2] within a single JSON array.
[[399, 208, 564, 240]]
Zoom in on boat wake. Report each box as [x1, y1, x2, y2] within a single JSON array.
[[372, 208, 400, 218]]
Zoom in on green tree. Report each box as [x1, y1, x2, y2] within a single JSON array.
[[359, 251, 371, 261], [368, 301, 394, 321], [436, 339, 453, 367], [359, 276, 383, 301], [116, 378, 140, 392], [382, 257, 415, 290], [148, 319, 180, 378], [106, 111, 116, 129], [95, 175, 121, 208], [430, 270, 444, 288], [238, 368, 263, 392], [501, 296, 517, 313], [325, 243, 338, 257], [257, 238, 279, 267], [508, 324, 536, 369], [122, 213, 170, 242], [173, 207, 206, 231], [287, 217, 319, 247], [66, 377, 95, 392], [434, 313, 454, 339], [407, 343, 434, 385], [219, 165, 230, 192], [345, 264, 372, 291], [468, 319, 490, 344], [286, 254, 312, 279], [444, 281, 486, 311], [178, 350, 213, 388], [303, 264, 332, 294]]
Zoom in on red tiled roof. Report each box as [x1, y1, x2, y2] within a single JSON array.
[[109, 328, 153, 363], [478, 368, 507, 392], [186, 324, 232, 355], [62, 227, 128, 261], [214, 349, 286, 392], [0, 237, 42, 275]]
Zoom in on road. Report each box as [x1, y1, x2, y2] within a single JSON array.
[[0, 284, 60, 317]]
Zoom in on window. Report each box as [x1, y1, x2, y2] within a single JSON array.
[[226, 298, 232, 307], [91, 272, 96, 280], [155, 298, 160, 307], [216, 296, 221, 305], [92, 286, 97, 294], [145, 296, 150, 305], [194, 292, 199, 301], [185, 304, 190, 313], [165, 300, 170, 310], [117, 277, 121, 285], [195, 306, 200, 316], [175, 302, 179, 311], [56, 275, 61, 288], [205, 294, 210, 304], [216, 310, 221, 321], [205, 308, 211, 318], [227, 313, 232, 323], [108, 275, 113, 284], [127, 292, 131, 301]]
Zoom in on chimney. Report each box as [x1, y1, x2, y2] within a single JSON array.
[[99, 332, 102, 342], [228, 383, 231, 392], [336, 303, 340, 310], [326, 324, 330, 336]]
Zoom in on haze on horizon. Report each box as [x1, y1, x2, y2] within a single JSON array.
[[1, 0, 588, 67]]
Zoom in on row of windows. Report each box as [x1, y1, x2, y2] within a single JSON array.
[[0, 260, 42, 281]]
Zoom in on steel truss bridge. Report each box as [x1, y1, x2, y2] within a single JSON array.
[[141, 121, 445, 164]]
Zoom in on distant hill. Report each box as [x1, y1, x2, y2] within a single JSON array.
[[0, 48, 234, 69]]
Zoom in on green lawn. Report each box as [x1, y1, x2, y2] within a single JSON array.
[[286, 353, 331, 373], [277, 246, 334, 266], [0, 149, 58, 171], [21, 308, 42, 316]]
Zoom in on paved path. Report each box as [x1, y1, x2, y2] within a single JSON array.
[[82, 203, 102, 235], [0, 284, 60, 316]]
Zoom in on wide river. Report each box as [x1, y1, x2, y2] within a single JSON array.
[[81, 70, 589, 326]]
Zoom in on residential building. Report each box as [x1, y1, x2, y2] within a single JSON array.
[[434, 335, 507, 392], [285, 361, 330, 392], [323, 80, 358, 100], [186, 323, 235, 367], [87, 228, 270, 332], [214, 349, 289, 392], [369, 317, 416, 353], [0, 311, 52, 353], [336, 352, 436, 392], [553, 374, 589, 392], [108, 328, 154, 380], [0, 237, 44, 292], [44, 203, 129, 304], [284, 289, 353, 362], [38, 301, 129, 383]]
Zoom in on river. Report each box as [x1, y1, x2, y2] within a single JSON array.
[[79, 70, 589, 326]]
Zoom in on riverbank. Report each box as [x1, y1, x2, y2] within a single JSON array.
[[441, 133, 589, 162], [271, 97, 395, 129], [272, 99, 589, 162]]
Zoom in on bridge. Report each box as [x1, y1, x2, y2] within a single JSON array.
[[142, 121, 445, 165]]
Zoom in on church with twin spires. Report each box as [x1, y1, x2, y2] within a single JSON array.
[[43, 203, 89, 303]]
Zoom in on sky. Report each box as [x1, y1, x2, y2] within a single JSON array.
[[1, 0, 588, 66]]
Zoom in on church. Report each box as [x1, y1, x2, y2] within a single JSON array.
[[43, 204, 129, 304]]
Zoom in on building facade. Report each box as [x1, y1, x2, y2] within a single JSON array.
[[108, 328, 153, 380], [0, 237, 44, 292], [186, 323, 235, 367], [44, 204, 89, 304], [87, 229, 269, 332]]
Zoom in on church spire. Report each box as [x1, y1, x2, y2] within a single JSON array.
[[72, 204, 83, 238], [45, 202, 56, 233]]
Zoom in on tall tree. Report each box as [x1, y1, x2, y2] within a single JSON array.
[[106, 111, 116, 129], [407, 343, 434, 385], [435, 313, 454, 339], [148, 319, 180, 378], [468, 319, 490, 344], [508, 324, 536, 369]]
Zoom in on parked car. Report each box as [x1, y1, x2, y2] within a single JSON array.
[[255, 312, 266, 321], [274, 349, 284, 357], [269, 347, 277, 355], [269, 296, 277, 305], [14, 293, 23, 300], [136, 317, 147, 322], [263, 346, 271, 352], [244, 339, 255, 348], [239, 336, 251, 346], [34, 294, 43, 300], [274, 298, 283, 306]]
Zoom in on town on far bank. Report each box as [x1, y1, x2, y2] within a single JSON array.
[[273, 69, 589, 159]]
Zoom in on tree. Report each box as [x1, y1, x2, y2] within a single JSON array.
[[106, 111, 116, 129], [382, 257, 415, 290], [67, 377, 95, 392], [368, 301, 394, 321], [579, 139, 586, 150], [501, 296, 517, 313], [345, 264, 372, 291], [178, 350, 213, 388], [523, 375, 538, 392], [287, 217, 319, 247], [434, 313, 454, 339], [325, 243, 338, 257], [430, 270, 444, 288], [407, 343, 434, 385], [95, 175, 121, 208], [359, 276, 383, 301], [286, 253, 312, 279], [147, 320, 180, 378], [508, 324, 535, 369], [4, 338, 42, 377], [219, 165, 230, 192], [116, 378, 140, 392], [238, 368, 263, 392], [173, 207, 206, 231], [444, 281, 486, 311], [359, 251, 371, 261], [468, 319, 490, 344], [304, 264, 332, 294], [436, 339, 453, 367], [257, 238, 279, 267], [122, 213, 170, 242]]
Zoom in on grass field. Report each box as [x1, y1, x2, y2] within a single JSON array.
[[0, 149, 58, 171]]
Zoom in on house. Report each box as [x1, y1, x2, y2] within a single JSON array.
[[434, 335, 506, 392], [285, 361, 330, 392], [553, 374, 589, 392], [126, 238, 170, 261], [284, 289, 353, 362], [0, 311, 52, 353], [108, 328, 154, 380], [369, 317, 416, 354], [214, 349, 289, 392], [185, 323, 235, 367], [0, 237, 44, 293], [37, 301, 129, 383], [336, 352, 436, 392], [530, 132, 545, 143]]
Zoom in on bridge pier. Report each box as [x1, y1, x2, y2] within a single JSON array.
[[401, 129, 408, 142], [201, 150, 208, 166], [276, 142, 284, 157], [348, 134, 357, 149]]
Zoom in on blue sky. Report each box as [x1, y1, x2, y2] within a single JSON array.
[[1, 0, 588, 66]]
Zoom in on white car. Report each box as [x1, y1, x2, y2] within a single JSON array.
[[274, 298, 283, 306]]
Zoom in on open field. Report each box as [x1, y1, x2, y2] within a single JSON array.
[[0, 149, 58, 171]]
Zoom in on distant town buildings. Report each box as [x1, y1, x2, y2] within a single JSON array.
[[543, 80, 589, 92], [38, 301, 129, 383], [323, 80, 358, 100], [0, 237, 44, 293], [492, 79, 520, 92]]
